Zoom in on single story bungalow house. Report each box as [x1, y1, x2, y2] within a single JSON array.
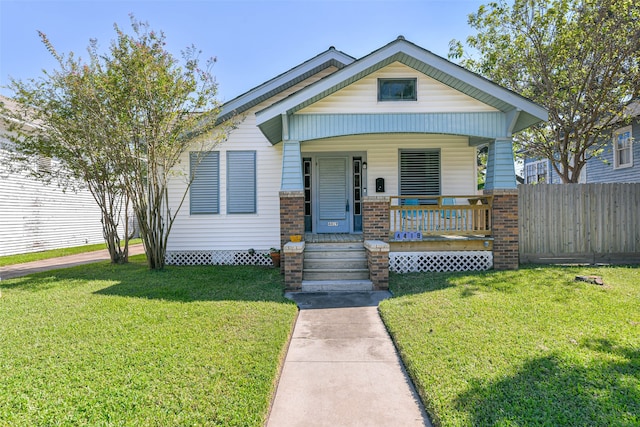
[[166, 37, 547, 291]]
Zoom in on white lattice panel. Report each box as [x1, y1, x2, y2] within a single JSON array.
[[166, 250, 273, 266], [389, 251, 493, 273]]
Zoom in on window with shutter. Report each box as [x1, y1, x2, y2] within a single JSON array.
[[399, 149, 440, 201], [190, 151, 219, 214], [227, 151, 256, 214]]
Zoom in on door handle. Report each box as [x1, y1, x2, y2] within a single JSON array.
[[346, 201, 350, 212]]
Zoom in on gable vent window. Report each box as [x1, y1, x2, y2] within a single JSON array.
[[227, 151, 256, 214], [399, 149, 440, 200], [378, 78, 417, 101]]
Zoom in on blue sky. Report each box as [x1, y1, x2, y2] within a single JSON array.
[[1, 0, 486, 102]]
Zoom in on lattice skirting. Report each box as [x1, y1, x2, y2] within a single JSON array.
[[389, 251, 493, 273], [165, 250, 273, 266]]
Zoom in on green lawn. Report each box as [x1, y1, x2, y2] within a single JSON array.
[[0, 256, 297, 426], [380, 265, 640, 427], [0, 239, 142, 267]]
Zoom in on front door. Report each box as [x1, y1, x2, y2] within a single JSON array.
[[316, 156, 349, 233]]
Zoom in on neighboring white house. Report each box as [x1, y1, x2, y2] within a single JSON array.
[[165, 37, 547, 281], [0, 95, 105, 257]]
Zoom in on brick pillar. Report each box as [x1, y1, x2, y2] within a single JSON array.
[[279, 191, 305, 273], [283, 242, 304, 290], [486, 189, 519, 270], [364, 240, 389, 290], [363, 196, 390, 242]]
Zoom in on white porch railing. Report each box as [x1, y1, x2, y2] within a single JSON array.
[[389, 195, 493, 237]]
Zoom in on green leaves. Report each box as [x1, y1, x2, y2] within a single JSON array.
[[2, 15, 232, 269], [450, 0, 640, 183]]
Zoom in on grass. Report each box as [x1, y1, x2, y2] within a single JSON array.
[[380, 265, 640, 427], [0, 256, 298, 426], [0, 239, 142, 267]]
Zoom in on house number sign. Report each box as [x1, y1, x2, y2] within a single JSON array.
[[327, 222, 338, 226]]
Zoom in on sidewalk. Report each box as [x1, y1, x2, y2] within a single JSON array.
[[0, 244, 146, 280], [267, 291, 432, 427]]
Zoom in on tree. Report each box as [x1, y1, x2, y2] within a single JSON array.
[[101, 18, 232, 270], [1, 34, 133, 264], [450, 0, 640, 183], [2, 16, 234, 269]]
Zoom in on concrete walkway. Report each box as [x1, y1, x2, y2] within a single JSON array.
[[0, 244, 146, 280], [267, 291, 432, 427]]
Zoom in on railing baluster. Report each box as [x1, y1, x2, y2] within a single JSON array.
[[389, 195, 493, 238]]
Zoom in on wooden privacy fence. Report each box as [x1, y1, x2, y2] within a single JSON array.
[[519, 183, 640, 264]]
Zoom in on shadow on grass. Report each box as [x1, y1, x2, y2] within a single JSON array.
[[389, 269, 523, 297], [389, 265, 600, 299], [1, 256, 290, 303], [454, 338, 640, 426], [389, 271, 460, 295]]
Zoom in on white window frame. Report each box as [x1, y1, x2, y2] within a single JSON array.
[[525, 160, 549, 184], [613, 125, 633, 169]]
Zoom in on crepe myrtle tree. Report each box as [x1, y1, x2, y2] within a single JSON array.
[[2, 16, 236, 269], [450, 0, 640, 183], [103, 17, 236, 270]]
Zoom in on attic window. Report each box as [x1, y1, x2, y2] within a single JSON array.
[[378, 78, 416, 101]]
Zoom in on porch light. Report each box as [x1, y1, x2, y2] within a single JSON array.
[[363, 162, 367, 169]]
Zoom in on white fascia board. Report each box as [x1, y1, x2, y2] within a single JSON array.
[[256, 43, 406, 126], [256, 39, 548, 126], [219, 48, 354, 118]]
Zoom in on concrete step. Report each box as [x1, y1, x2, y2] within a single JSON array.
[[303, 258, 368, 270], [302, 242, 369, 283], [304, 249, 366, 259], [303, 268, 370, 281], [304, 242, 365, 251], [301, 280, 374, 292]]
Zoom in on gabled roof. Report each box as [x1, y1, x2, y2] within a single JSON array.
[[217, 47, 355, 123], [254, 36, 548, 144]]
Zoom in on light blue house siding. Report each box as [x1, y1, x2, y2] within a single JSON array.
[[586, 119, 640, 183]]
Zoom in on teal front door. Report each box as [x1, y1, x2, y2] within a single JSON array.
[[316, 156, 349, 233]]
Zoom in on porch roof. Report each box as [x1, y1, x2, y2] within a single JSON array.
[[256, 37, 548, 145]]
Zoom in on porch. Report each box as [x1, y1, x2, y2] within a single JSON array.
[[281, 192, 511, 291]]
